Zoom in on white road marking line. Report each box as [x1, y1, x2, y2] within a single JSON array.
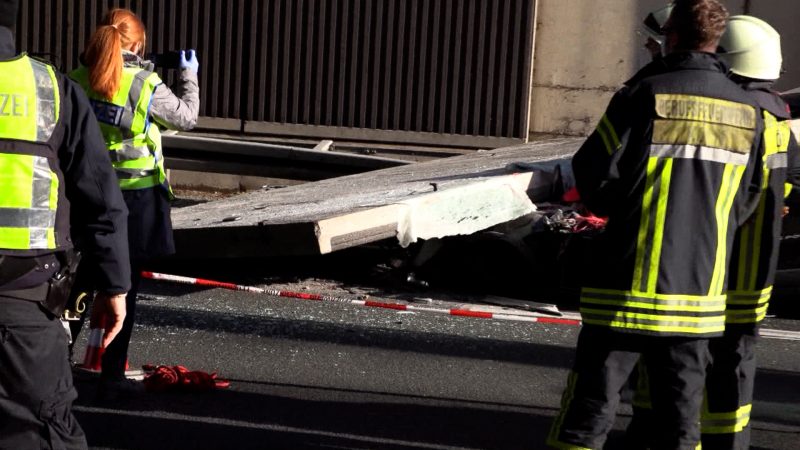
[[760, 328, 800, 341]]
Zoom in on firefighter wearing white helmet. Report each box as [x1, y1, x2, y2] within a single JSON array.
[[718, 15, 782, 80], [707, 15, 800, 450]]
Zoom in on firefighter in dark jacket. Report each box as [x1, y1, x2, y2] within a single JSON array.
[[0, 0, 130, 448], [625, 14, 800, 450], [547, 1, 764, 448], [703, 15, 800, 449]]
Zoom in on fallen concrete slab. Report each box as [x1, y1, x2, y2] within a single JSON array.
[[171, 138, 583, 258]]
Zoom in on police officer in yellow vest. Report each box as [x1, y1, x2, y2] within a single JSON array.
[[65, 8, 199, 396], [0, 0, 131, 448]]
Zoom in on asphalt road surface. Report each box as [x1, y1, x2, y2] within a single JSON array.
[[70, 278, 800, 450]]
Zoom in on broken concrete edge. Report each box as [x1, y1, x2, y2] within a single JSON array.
[[313, 172, 538, 254], [395, 172, 537, 247]]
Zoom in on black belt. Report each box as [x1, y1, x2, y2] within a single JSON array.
[[0, 283, 50, 302]]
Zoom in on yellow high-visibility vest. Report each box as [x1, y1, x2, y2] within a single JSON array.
[[70, 65, 170, 193], [0, 55, 62, 252]]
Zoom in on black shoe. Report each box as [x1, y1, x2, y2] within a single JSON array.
[[96, 377, 145, 400]]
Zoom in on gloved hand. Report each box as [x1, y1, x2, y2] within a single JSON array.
[[180, 49, 199, 74]]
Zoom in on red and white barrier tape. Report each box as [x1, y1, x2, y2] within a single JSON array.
[[141, 271, 582, 327]]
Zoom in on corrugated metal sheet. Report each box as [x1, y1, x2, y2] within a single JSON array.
[[16, 0, 247, 121], [16, 0, 536, 145]]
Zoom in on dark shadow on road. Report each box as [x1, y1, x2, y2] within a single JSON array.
[[221, 379, 542, 411], [73, 377, 557, 450], [132, 303, 577, 370], [754, 368, 800, 416]]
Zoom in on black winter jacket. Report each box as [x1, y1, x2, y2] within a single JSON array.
[[726, 83, 800, 331], [0, 27, 130, 294], [572, 52, 764, 337]]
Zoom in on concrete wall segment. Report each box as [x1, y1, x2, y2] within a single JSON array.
[[532, 0, 656, 90], [527, 0, 800, 137], [530, 0, 671, 136], [529, 85, 615, 137]]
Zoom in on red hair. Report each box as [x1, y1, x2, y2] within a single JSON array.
[[84, 9, 146, 100]]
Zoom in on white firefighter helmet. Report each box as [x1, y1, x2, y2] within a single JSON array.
[[718, 15, 782, 80]]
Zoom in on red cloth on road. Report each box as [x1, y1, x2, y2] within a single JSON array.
[[142, 364, 230, 392]]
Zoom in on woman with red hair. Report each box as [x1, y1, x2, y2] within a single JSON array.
[[68, 8, 200, 395]]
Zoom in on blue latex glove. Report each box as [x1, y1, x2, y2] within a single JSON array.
[[180, 49, 199, 74]]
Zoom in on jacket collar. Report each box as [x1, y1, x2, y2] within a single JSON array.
[[739, 79, 790, 118], [662, 51, 730, 74], [737, 79, 775, 92]]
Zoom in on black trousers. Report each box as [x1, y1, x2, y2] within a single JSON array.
[[0, 294, 87, 449], [626, 331, 757, 450], [68, 262, 142, 381], [548, 325, 710, 450], [701, 331, 757, 450]]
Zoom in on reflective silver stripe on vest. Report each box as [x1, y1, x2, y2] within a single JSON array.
[[119, 112, 135, 139], [649, 144, 750, 166], [116, 70, 149, 139], [0, 208, 56, 228], [118, 70, 150, 137], [115, 168, 157, 179], [766, 153, 787, 169], [30, 59, 57, 142], [29, 228, 49, 248], [128, 70, 149, 110], [110, 142, 151, 162], [0, 155, 58, 248], [31, 155, 52, 209]]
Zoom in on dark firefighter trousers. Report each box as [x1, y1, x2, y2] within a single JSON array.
[[628, 331, 757, 450], [548, 325, 710, 450], [0, 292, 87, 450]]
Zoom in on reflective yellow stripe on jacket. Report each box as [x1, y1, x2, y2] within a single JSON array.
[[581, 94, 755, 336], [727, 111, 791, 325], [0, 56, 61, 250], [596, 114, 621, 155], [580, 288, 727, 335]]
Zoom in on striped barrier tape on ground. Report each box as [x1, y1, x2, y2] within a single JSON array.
[[141, 271, 583, 326], [140, 272, 800, 340]]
